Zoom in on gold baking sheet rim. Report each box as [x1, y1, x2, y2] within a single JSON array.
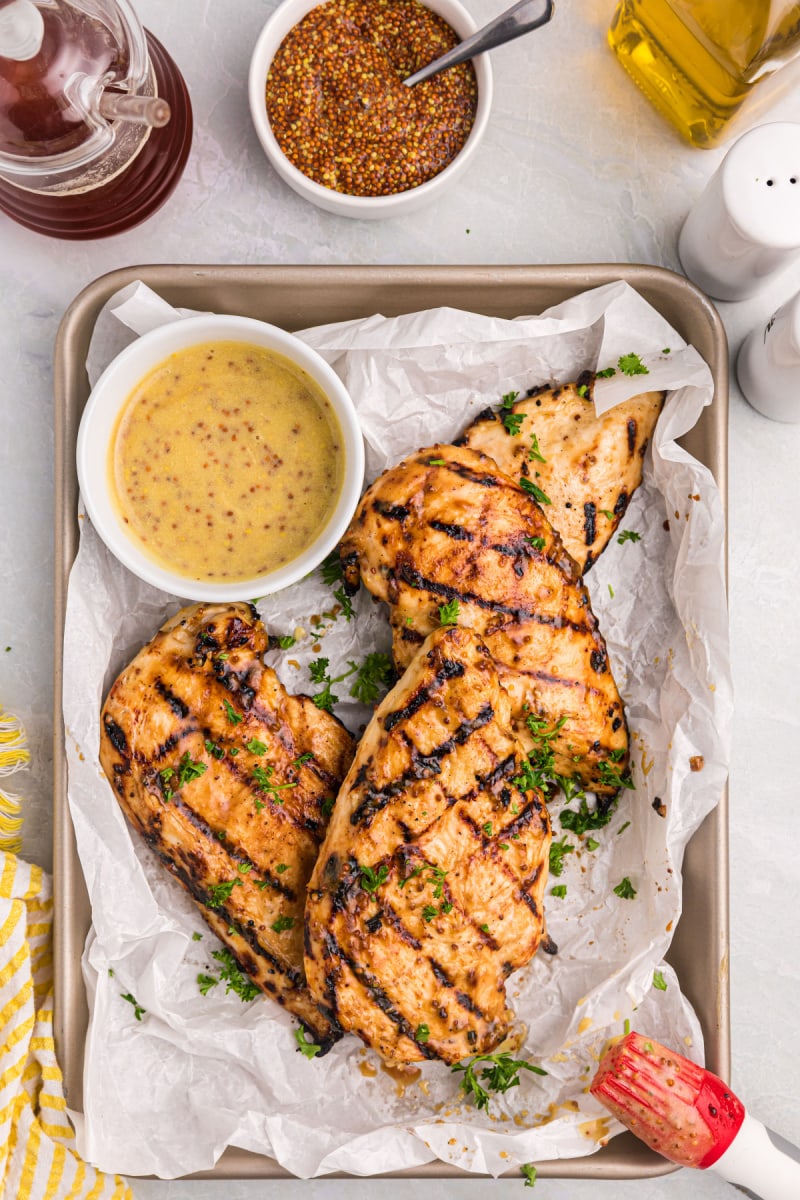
[[53, 263, 730, 1182]]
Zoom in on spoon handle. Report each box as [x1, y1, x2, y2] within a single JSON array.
[[403, 0, 555, 87]]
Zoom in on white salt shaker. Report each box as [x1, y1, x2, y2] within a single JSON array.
[[736, 290, 800, 422], [678, 122, 800, 302]]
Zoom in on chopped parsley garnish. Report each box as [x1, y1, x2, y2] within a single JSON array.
[[350, 652, 395, 705], [332, 586, 355, 622], [237, 862, 252, 874], [613, 876, 637, 900], [600, 509, 615, 520], [292, 752, 313, 768], [519, 477, 551, 505], [359, 863, 389, 894], [278, 634, 296, 649], [597, 759, 635, 792], [618, 352, 649, 376], [197, 973, 219, 996], [624, 1018, 631, 1036], [586, 837, 600, 851], [608, 584, 615, 598], [207, 948, 260, 1002], [308, 656, 357, 712], [595, 367, 616, 378], [416, 1024, 430, 1043], [320, 548, 344, 586], [252, 764, 297, 804], [206, 878, 243, 908], [121, 992, 145, 1021], [549, 837, 575, 877], [192, 931, 203, 941], [482, 822, 493, 837], [271, 915, 295, 933], [246, 737, 268, 755], [439, 900, 454, 914], [502, 411, 525, 436], [223, 699, 242, 725], [453, 1052, 547, 1112], [276, 862, 289, 874], [513, 713, 574, 797], [560, 796, 616, 836], [295, 1027, 321, 1058], [617, 820, 631, 835], [321, 795, 335, 817], [577, 384, 588, 398], [158, 765, 175, 800], [551, 884, 567, 898], [422, 904, 438, 922], [617, 529, 642, 544], [521, 1163, 538, 1188], [653, 969, 668, 991], [438, 599, 460, 625], [428, 457, 446, 465], [529, 433, 546, 463], [525, 535, 545, 551], [501, 389, 520, 408], [176, 752, 207, 787], [480, 923, 490, 933], [204, 739, 225, 760]]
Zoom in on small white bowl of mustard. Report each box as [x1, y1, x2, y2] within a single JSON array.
[[248, 0, 493, 218], [77, 314, 365, 601]]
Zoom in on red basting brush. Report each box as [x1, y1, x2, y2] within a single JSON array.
[[591, 1031, 800, 1199]]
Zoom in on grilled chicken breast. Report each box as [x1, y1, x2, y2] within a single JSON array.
[[304, 626, 551, 1066], [459, 376, 664, 572], [99, 602, 355, 1047], [340, 443, 628, 797]]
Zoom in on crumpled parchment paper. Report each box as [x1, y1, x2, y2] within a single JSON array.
[[63, 278, 731, 1179]]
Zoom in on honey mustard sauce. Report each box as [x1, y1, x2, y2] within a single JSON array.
[[110, 340, 343, 582]]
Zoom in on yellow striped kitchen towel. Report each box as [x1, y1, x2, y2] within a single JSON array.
[[0, 852, 132, 1199]]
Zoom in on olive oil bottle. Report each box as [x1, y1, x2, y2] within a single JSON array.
[[608, 0, 800, 147]]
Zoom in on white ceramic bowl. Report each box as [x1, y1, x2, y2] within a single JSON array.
[[247, 0, 493, 219], [76, 313, 365, 601]]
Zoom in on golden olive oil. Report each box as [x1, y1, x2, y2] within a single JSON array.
[[608, 0, 800, 147]]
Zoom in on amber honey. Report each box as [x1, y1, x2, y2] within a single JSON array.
[[609, 0, 800, 148]]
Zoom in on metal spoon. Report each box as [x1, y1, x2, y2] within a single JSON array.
[[403, 0, 555, 88]]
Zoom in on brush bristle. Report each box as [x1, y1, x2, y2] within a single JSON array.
[[591, 1031, 744, 1168]]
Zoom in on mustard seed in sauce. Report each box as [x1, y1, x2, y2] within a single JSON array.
[[265, 0, 478, 197], [110, 341, 344, 583]]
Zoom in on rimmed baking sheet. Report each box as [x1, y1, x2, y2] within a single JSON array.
[[53, 263, 729, 1180]]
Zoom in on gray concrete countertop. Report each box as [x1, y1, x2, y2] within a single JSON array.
[[1, 1, 798, 1196]]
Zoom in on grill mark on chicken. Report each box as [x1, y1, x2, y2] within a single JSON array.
[[341, 444, 629, 798], [373, 499, 410, 521], [429, 519, 473, 541], [427, 957, 487, 1017], [584, 501, 596, 549], [169, 793, 297, 900], [383, 659, 466, 731], [154, 678, 190, 718], [350, 703, 496, 828], [627, 418, 637, 454], [324, 927, 440, 1058], [396, 562, 591, 634], [379, 900, 422, 949], [153, 848, 302, 987], [461, 383, 663, 572], [305, 628, 552, 1065], [103, 715, 128, 756], [100, 602, 355, 1046]]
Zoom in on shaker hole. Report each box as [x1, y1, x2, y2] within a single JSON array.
[[791, 177, 797, 184], [766, 179, 774, 186]]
